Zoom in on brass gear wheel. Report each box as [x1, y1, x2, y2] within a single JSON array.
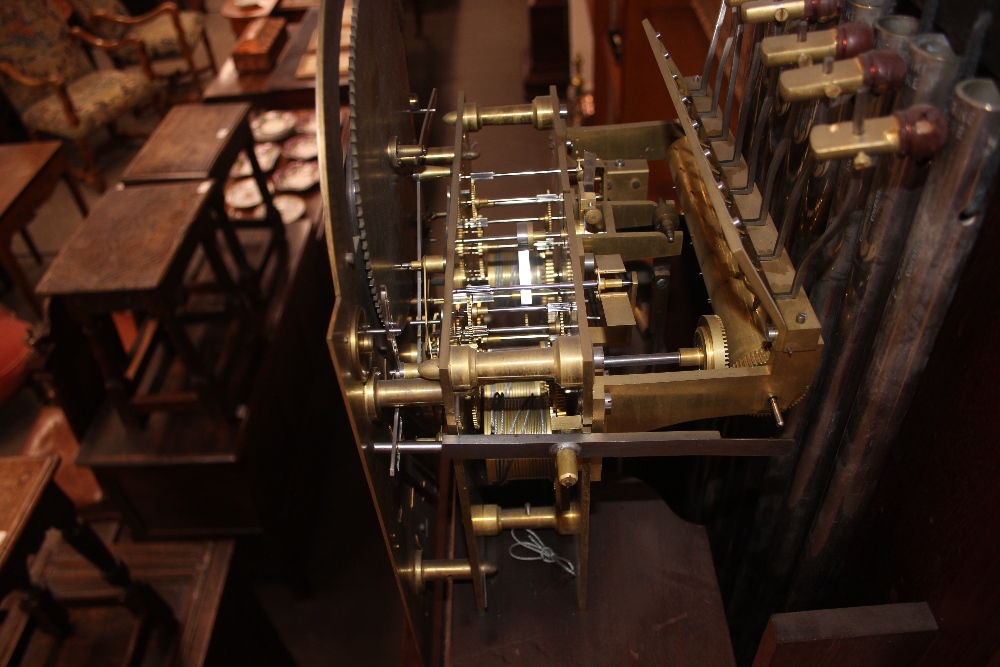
[[693, 315, 730, 369]]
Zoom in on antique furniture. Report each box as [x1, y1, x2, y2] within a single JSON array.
[[0, 455, 176, 665], [36, 180, 257, 430], [72, 217, 333, 578], [232, 17, 289, 74], [0, 530, 295, 666], [0, 0, 158, 192], [0, 142, 88, 317], [203, 8, 329, 109], [67, 0, 218, 101], [120, 102, 283, 282]]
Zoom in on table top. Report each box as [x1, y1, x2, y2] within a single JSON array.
[[266, 7, 319, 90], [0, 142, 62, 216], [121, 103, 251, 183], [0, 456, 59, 570], [203, 9, 336, 106], [37, 181, 214, 297]]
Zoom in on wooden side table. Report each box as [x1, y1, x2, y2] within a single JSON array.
[[0, 456, 176, 659], [121, 102, 284, 287], [36, 181, 253, 430], [0, 142, 88, 317], [203, 10, 331, 109], [0, 531, 295, 666]]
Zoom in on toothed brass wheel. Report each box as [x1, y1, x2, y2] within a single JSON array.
[[693, 315, 729, 369]]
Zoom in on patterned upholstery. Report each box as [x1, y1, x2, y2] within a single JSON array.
[[0, 0, 154, 143], [121, 11, 205, 62], [67, 0, 129, 40], [0, 1, 92, 113], [21, 68, 154, 140], [68, 0, 206, 64]]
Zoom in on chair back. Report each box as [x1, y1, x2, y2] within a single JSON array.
[[66, 0, 131, 41], [0, 1, 92, 113]]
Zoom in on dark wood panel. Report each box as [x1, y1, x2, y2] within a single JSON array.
[[752, 603, 937, 667], [833, 164, 1000, 665], [450, 477, 736, 667]]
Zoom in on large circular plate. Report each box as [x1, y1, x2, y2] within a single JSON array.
[[342, 0, 418, 328]]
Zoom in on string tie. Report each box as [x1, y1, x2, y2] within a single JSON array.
[[508, 529, 576, 576]]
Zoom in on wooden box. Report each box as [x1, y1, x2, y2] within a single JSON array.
[[232, 17, 288, 74]]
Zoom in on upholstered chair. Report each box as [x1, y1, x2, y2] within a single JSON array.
[[0, 1, 158, 192], [68, 0, 218, 101]]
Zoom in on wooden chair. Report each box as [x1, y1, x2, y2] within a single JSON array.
[[0, 0, 159, 192], [68, 0, 219, 101]]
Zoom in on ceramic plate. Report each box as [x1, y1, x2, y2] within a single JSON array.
[[273, 194, 307, 224], [251, 110, 297, 142], [295, 111, 317, 134], [273, 160, 319, 192], [225, 178, 264, 209], [229, 142, 281, 178], [282, 134, 318, 161]]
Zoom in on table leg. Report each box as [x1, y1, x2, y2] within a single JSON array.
[[55, 510, 176, 630], [156, 306, 229, 422], [20, 229, 43, 265], [78, 311, 143, 431], [0, 238, 44, 317], [19, 582, 71, 637], [210, 190, 261, 302], [202, 223, 258, 305], [62, 172, 89, 218], [246, 143, 286, 243]]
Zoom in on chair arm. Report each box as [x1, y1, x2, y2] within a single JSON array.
[[67, 27, 156, 83], [0, 63, 79, 128], [91, 1, 179, 27]]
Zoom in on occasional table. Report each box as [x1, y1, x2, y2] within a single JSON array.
[[121, 102, 283, 285], [0, 455, 175, 657], [0, 142, 88, 317], [203, 8, 336, 109], [0, 532, 295, 666], [36, 180, 254, 430]]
